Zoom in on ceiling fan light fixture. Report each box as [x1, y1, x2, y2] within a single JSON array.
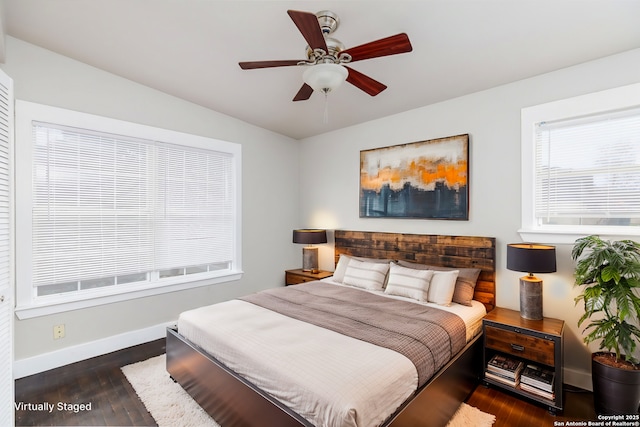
[[303, 63, 348, 94]]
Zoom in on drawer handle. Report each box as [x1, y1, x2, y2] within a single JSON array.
[[511, 343, 525, 352]]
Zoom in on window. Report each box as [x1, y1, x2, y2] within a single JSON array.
[[520, 83, 640, 243], [15, 101, 242, 318]]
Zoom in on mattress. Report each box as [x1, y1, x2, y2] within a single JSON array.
[[177, 280, 486, 427]]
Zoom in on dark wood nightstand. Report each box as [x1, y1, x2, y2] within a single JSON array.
[[285, 269, 333, 285], [482, 307, 564, 414]]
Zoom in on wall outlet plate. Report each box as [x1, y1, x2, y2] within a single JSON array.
[[53, 324, 65, 340]]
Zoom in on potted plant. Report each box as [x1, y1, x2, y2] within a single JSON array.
[[572, 235, 640, 415]]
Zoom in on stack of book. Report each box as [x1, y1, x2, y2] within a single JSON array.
[[520, 364, 555, 400], [485, 354, 524, 388]]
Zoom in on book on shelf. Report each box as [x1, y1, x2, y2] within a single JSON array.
[[520, 364, 554, 392], [520, 382, 555, 400], [485, 370, 520, 387], [487, 354, 524, 379]]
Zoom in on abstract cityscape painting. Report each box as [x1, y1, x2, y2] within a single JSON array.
[[360, 134, 469, 219]]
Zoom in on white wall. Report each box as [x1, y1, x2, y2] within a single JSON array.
[[298, 48, 640, 390], [2, 36, 301, 368]]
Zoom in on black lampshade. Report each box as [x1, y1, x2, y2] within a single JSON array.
[[293, 229, 327, 245], [507, 243, 557, 274]]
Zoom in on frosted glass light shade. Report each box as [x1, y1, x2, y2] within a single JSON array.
[[303, 64, 348, 93]]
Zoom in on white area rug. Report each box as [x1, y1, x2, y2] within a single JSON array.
[[122, 354, 495, 427]]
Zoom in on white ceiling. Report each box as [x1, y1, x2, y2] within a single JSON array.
[[4, 0, 640, 140]]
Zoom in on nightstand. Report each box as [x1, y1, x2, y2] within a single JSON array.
[[285, 269, 333, 285], [482, 307, 564, 414]]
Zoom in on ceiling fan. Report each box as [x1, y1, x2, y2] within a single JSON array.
[[239, 10, 413, 101]]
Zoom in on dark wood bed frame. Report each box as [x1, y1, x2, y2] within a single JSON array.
[[166, 230, 496, 427]]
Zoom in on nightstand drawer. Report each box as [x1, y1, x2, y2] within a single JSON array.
[[287, 274, 315, 285], [485, 325, 555, 366]]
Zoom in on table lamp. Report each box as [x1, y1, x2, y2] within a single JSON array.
[[506, 243, 557, 320], [293, 229, 327, 273]]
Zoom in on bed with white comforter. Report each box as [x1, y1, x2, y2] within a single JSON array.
[[178, 278, 486, 427]]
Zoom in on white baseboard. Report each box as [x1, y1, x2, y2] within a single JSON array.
[[563, 366, 592, 391], [13, 321, 175, 379]]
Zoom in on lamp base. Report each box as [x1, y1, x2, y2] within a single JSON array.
[[302, 247, 319, 273], [520, 276, 543, 320]]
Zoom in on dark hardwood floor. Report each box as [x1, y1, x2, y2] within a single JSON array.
[[467, 383, 596, 427], [15, 339, 165, 427], [15, 338, 596, 426]]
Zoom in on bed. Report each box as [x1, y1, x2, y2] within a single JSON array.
[[166, 230, 496, 427]]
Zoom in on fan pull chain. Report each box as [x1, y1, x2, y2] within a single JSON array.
[[323, 91, 330, 124]]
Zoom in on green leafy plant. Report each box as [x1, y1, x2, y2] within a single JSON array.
[[572, 235, 640, 365]]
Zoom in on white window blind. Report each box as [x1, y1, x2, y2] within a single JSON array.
[[154, 143, 234, 271], [534, 108, 640, 227], [32, 123, 154, 288], [30, 121, 237, 295]]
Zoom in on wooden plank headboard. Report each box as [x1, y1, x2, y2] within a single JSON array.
[[334, 230, 496, 312]]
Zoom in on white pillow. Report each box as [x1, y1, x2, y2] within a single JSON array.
[[333, 254, 391, 283], [333, 254, 352, 283], [427, 270, 459, 306], [384, 263, 434, 301], [343, 259, 390, 291]]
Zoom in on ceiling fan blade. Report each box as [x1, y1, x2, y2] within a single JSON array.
[[342, 33, 412, 62], [287, 10, 328, 52], [345, 67, 387, 96], [293, 83, 314, 101], [239, 60, 301, 70]]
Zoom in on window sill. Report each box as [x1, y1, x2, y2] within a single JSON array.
[[518, 227, 640, 245], [15, 271, 243, 320]]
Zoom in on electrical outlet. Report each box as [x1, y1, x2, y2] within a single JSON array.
[[53, 324, 65, 340]]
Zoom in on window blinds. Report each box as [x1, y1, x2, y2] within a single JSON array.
[[31, 122, 235, 289], [154, 143, 234, 271], [534, 108, 640, 224]]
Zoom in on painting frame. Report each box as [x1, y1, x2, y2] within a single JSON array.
[[359, 134, 469, 220]]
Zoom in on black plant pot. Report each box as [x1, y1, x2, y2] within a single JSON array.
[[592, 352, 640, 415]]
